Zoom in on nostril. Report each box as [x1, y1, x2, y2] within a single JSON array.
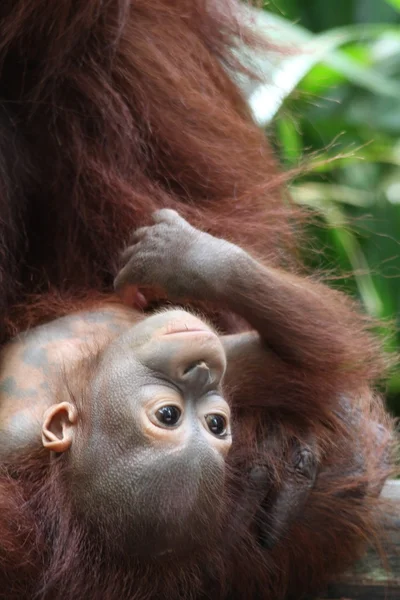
[[182, 361, 212, 387], [183, 360, 208, 375]]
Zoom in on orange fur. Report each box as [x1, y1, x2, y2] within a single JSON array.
[[0, 1, 395, 599]]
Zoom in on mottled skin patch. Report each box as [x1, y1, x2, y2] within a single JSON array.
[[0, 376, 38, 398], [0, 304, 138, 458], [21, 346, 50, 369]]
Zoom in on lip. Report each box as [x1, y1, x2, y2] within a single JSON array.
[[161, 329, 219, 345], [164, 327, 211, 335], [161, 317, 214, 337]]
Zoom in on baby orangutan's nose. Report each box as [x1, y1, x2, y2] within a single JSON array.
[[182, 360, 211, 388]]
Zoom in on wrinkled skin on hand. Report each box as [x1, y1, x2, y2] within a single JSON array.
[[115, 209, 243, 301]]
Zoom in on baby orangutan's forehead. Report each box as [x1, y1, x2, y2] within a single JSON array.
[[0, 305, 139, 455]]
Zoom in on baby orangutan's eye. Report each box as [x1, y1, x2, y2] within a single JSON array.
[[205, 414, 227, 437], [156, 406, 181, 427]]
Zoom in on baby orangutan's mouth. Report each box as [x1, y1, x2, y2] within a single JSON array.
[[164, 327, 208, 335], [161, 315, 214, 337]]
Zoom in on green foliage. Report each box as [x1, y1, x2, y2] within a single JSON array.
[[247, 0, 400, 412]]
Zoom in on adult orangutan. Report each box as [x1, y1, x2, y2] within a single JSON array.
[[0, 211, 394, 599], [0, 0, 394, 598]]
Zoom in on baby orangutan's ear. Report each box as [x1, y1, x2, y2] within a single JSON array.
[[42, 402, 78, 453]]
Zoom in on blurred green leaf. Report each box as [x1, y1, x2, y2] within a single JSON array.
[[245, 1, 400, 411], [244, 8, 400, 124], [386, 0, 400, 12], [276, 117, 303, 164], [291, 185, 384, 316]]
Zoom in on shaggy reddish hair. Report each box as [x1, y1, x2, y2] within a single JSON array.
[[0, 0, 294, 339], [0, 2, 395, 599]]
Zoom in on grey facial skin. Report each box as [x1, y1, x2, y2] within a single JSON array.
[[68, 309, 231, 555]]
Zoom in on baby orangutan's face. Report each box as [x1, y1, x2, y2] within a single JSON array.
[[34, 307, 231, 556]]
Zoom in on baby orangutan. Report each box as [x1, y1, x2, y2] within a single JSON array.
[[0, 304, 232, 557], [0, 210, 393, 600]]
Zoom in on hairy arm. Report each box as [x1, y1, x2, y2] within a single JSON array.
[[115, 209, 378, 414]]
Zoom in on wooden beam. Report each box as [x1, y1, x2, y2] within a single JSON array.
[[320, 481, 400, 600]]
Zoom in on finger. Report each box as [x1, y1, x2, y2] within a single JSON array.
[[152, 208, 185, 225], [119, 228, 149, 265], [114, 260, 141, 293], [119, 245, 135, 265], [128, 226, 149, 245]]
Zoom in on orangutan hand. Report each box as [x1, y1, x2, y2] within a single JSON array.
[[114, 209, 243, 301]]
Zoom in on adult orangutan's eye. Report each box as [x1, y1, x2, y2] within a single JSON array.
[[205, 414, 227, 436], [156, 406, 181, 426]]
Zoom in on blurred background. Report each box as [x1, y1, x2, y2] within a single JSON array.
[[245, 0, 400, 414]]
